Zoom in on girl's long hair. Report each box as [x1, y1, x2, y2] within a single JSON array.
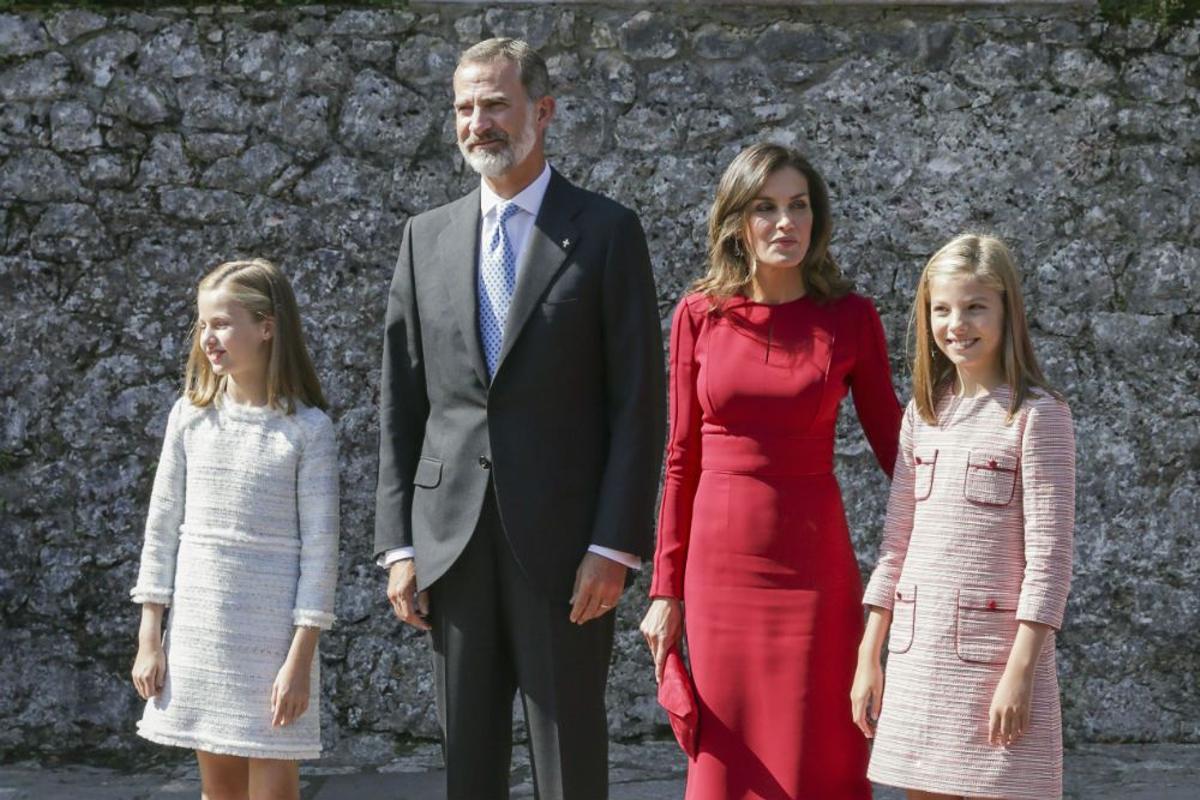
[[694, 142, 852, 305], [910, 233, 1059, 425], [184, 258, 327, 414]]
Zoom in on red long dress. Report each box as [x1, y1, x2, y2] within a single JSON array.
[[652, 291, 902, 800]]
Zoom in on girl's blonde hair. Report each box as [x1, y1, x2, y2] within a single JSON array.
[[185, 258, 327, 414], [694, 142, 852, 305], [910, 233, 1058, 424]]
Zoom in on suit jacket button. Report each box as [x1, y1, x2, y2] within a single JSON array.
[[478, 456, 491, 470]]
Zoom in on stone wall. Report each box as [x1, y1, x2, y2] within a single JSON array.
[[1, 1, 1197, 763]]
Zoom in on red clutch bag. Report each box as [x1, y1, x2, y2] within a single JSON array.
[[657, 647, 699, 759]]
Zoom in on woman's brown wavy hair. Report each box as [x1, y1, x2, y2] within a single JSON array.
[[693, 142, 852, 305]]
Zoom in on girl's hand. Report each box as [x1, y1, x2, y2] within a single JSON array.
[[131, 644, 167, 699], [271, 657, 311, 727], [850, 657, 884, 738], [639, 597, 684, 684], [988, 668, 1034, 746]]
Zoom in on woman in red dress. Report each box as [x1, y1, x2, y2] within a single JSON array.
[[641, 143, 902, 799]]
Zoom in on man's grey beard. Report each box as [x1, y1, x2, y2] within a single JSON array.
[[459, 117, 538, 178]]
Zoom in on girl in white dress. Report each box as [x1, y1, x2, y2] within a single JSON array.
[[130, 258, 339, 800]]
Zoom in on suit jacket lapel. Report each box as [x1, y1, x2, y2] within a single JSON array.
[[435, 188, 489, 388], [496, 170, 582, 373]]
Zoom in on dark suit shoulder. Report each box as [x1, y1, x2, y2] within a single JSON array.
[[551, 173, 640, 230], [406, 189, 480, 237]]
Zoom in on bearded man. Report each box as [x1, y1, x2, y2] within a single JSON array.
[[373, 38, 665, 800]]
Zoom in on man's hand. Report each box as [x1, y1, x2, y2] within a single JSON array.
[[387, 559, 431, 631], [569, 552, 626, 625]]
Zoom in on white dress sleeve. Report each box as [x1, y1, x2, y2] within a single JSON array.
[[131, 398, 188, 605], [292, 411, 340, 629]]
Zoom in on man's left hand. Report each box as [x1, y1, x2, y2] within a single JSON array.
[[569, 552, 626, 625]]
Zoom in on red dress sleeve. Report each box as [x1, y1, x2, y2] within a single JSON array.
[[650, 297, 705, 599], [849, 296, 903, 478]]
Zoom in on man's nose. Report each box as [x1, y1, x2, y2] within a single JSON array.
[[470, 108, 491, 135]]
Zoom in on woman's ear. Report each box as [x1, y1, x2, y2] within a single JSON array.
[[261, 317, 274, 341]]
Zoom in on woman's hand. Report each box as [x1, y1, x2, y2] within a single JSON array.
[[271, 657, 311, 727], [850, 657, 884, 738], [639, 597, 684, 684], [131, 643, 167, 699], [989, 667, 1034, 746]]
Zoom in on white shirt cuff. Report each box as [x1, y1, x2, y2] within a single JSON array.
[[378, 546, 415, 568], [380, 545, 640, 570], [588, 545, 642, 570]]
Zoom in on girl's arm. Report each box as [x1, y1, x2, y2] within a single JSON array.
[[641, 299, 704, 682], [1015, 399, 1076, 629], [131, 399, 188, 606], [861, 405, 918, 608], [849, 297, 903, 478], [990, 398, 1074, 745], [852, 406, 918, 735], [292, 412, 340, 630], [131, 400, 188, 698]]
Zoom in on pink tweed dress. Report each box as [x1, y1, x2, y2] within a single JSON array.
[[863, 387, 1074, 799]]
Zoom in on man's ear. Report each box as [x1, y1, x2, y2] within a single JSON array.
[[537, 95, 556, 127]]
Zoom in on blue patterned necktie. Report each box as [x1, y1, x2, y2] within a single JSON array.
[[478, 200, 522, 378]]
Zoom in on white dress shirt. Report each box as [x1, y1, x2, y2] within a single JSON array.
[[381, 163, 641, 572]]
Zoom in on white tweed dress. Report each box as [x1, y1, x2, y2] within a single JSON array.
[[131, 396, 340, 760], [863, 388, 1074, 799]]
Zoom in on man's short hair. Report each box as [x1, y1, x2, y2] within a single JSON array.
[[458, 37, 551, 101]]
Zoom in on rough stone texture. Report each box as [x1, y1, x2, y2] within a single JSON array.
[[0, 2, 1197, 765]]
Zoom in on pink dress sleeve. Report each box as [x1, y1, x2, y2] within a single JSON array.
[[849, 297, 902, 478], [1016, 398, 1076, 628], [862, 402, 917, 610], [650, 298, 704, 599]]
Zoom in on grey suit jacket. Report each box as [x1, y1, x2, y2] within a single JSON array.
[[374, 169, 666, 601]]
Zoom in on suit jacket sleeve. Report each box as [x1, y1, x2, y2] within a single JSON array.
[[587, 208, 666, 561], [374, 218, 429, 559]]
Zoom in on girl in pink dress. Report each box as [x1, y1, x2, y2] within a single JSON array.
[[851, 234, 1075, 799]]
